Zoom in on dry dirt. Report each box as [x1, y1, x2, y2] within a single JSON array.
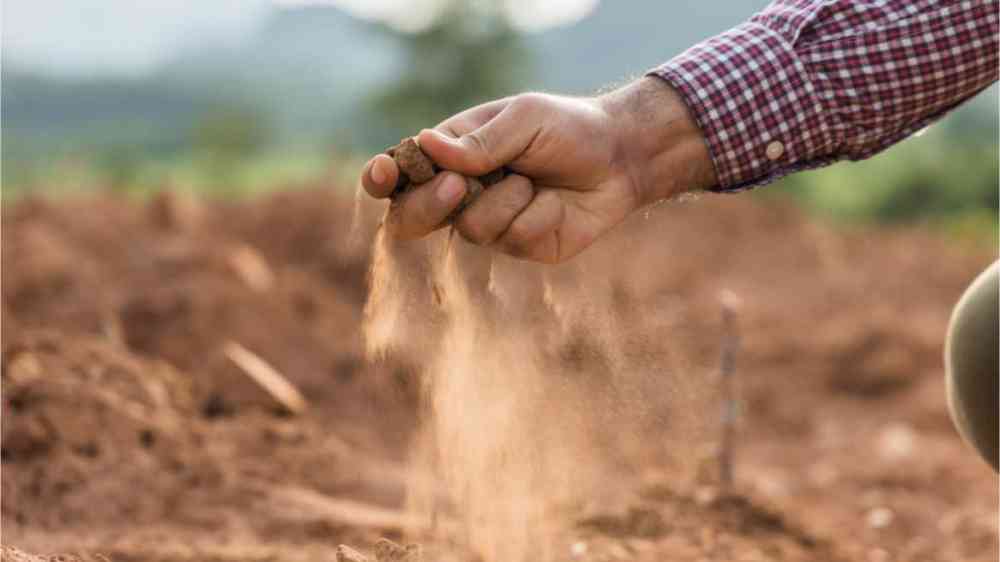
[[2, 183, 996, 561]]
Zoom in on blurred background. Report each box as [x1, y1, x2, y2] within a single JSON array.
[[2, 0, 997, 242]]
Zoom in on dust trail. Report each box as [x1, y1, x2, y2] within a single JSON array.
[[348, 182, 366, 253], [361, 210, 708, 561], [419, 239, 599, 562], [362, 221, 408, 358]]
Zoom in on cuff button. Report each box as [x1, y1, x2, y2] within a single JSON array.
[[766, 141, 785, 161]]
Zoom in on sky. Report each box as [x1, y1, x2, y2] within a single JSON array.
[[1, 0, 598, 76], [2, 0, 272, 76], [277, 0, 599, 32]]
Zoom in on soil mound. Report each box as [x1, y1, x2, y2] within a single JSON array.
[[2, 330, 210, 528], [2, 187, 995, 561]]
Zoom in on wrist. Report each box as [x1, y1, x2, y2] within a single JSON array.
[[599, 76, 717, 206]]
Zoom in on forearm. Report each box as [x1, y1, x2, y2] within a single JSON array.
[[598, 77, 717, 206]]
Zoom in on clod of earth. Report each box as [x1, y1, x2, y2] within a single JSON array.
[[577, 505, 668, 538], [373, 538, 421, 562], [0, 546, 110, 562], [384, 137, 507, 217], [335, 545, 371, 562], [386, 138, 437, 187], [335, 539, 421, 562]]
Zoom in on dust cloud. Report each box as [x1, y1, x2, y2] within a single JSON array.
[[361, 207, 708, 561]]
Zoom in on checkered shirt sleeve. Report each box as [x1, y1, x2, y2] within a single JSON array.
[[649, 0, 999, 192]]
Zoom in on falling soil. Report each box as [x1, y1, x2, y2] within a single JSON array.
[[2, 184, 997, 561]]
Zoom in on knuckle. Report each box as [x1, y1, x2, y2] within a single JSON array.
[[463, 130, 490, 155], [508, 174, 535, 198], [456, 215, 491, 246], [497, 182, 533, 216], [462, 130, 500, 171], [398, 180, 438, 229], [503, 220, 534, 247], [513, 92, 546, 113], [499, 242, 529, 260], [533, 238, 563, 265], [417, 194, 446, 227]]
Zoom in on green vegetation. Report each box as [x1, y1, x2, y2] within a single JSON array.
[[762, 116, 998, 245], [2, 1, 995, 247], [368, 2, 533, 145]]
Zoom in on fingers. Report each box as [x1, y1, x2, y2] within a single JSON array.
[[454, 174, 534, 246], [495, 190, 565, 264], [418, 94, 545, 176], [361, 154, 399, 199], [361, 98, 511, 199], [385, 172, 467, 241]]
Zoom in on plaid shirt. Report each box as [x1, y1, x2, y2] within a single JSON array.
[[650, 0, 999, 192]]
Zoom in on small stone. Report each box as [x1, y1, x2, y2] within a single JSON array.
[[878, 422, 916, 460], [868, 547, 891, 562], [867, 507, 895, 529], [336, 545, 371, 562], [694, 486, 718, 506], [6, 352, 43, 381], [607, 542, 630, 559]]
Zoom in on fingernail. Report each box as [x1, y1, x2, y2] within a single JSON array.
[[370, 160, 387, 184], [437, 175, 466, 205]]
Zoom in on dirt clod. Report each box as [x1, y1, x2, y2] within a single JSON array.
[[373, 538, 421, 562], [386, 137, 437, 189], [0, 546, 109, 562], [335, 545, 371, 562], [577, 505, 668, 538]]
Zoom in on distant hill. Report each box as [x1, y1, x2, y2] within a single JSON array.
[[529, 0, 769, 93], [153, 6, 402, 140], [3, 0, 995, 161], [2, 66, 215, 157]]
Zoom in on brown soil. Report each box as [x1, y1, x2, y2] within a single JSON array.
[[2, 185, 996, 561]]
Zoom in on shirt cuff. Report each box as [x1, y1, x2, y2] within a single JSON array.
[[648, 22, 838, 192]]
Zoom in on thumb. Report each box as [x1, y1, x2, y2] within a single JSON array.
[[418, 99, 542, 176]]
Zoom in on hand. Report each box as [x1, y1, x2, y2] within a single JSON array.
[[360, 77, 716, 264]]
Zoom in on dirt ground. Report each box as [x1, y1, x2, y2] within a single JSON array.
[[2, 183, 996, 561]]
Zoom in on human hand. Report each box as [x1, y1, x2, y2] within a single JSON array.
[[360, 77, 716, 264]]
